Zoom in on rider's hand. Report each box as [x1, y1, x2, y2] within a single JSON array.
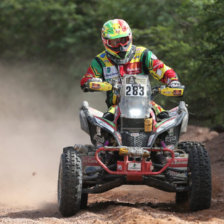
[[168, 80, 181, 88], [82, 78, 103, 92], [82, 83, 90, 92]]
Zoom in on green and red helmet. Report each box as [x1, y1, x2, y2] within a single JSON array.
[[101, 19, 132, 60]]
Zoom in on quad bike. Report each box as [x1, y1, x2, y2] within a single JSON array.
[[57, 75, 211, 217]]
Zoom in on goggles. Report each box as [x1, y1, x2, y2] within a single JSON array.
[[107, 36, 130, 48]]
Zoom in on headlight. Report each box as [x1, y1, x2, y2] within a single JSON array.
[[129, 108, 142, 117]]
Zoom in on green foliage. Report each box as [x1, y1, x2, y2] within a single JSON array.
[[188, 0, 224, 124], [0, 0, 96, 60], [0, 0, 223, 125]]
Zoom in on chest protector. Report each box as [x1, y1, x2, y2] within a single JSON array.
[[96, 46, 147, 82]]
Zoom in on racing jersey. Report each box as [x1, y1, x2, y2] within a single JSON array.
[[80, 46, 178, 107]]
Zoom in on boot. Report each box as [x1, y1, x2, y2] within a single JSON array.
[[103, 112, 114, 121], [157, 111, 169, 119]]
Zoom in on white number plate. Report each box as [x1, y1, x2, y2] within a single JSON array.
[[128, 162, 141, 171], [125, 84, 146, 96]]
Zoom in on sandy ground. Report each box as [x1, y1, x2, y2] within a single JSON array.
[[0, 63, 223, 224]]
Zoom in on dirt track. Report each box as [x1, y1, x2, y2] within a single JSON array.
[[1, 127, 223, 224], [0, 63, 224, 223]]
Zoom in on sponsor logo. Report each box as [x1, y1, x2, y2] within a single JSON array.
[[91, 83, 101, 90], [173, 90, 182, 96], [127, 67, 140, 72], [128, 162, 141, 171], [124, 62, 141, 74], [100, 53, 106, 58], [103, 66, 119, 80], [82, 156, 98, 166]]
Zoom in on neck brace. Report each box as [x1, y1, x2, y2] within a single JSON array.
[[106, 45, 136, 65]]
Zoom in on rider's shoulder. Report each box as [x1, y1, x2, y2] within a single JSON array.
[[135, 46, 157, 60], [135, 46, 155, 57], [135, 45, 148, 53], [135, 45, 147, 51], [135, 46, 155, 54], [89, 50, 107, 65], [92, 51, 113, 67]]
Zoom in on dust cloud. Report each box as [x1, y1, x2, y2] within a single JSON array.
[[0, 61, 106, 207]]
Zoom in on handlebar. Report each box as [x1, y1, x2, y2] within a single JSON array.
[[87, 81, 184, 97]]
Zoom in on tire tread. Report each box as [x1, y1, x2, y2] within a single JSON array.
[[177, 141, 211, 211], [58, 147, 82, 217]]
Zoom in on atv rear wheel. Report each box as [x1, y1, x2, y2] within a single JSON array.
[[58, 147, 83, 217], [177, 141, 212, 211]]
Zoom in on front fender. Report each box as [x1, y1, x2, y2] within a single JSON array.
[[147, 101, 188, 147]]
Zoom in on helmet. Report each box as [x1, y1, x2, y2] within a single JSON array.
[[101, 19, 132, 60]]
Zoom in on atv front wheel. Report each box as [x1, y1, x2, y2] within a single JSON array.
[[177, 141, 212, 211], [58, 147, 83, 217]]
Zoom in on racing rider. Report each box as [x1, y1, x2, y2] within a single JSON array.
[[80, 19, 181, 121]]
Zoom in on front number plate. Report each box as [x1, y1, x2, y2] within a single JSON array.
[[128, 163, 141, 171]]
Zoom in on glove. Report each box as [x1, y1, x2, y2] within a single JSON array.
[[82, 84, 89, 92], [168, 80, 181, 88], [82, 78, 102, 92]]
